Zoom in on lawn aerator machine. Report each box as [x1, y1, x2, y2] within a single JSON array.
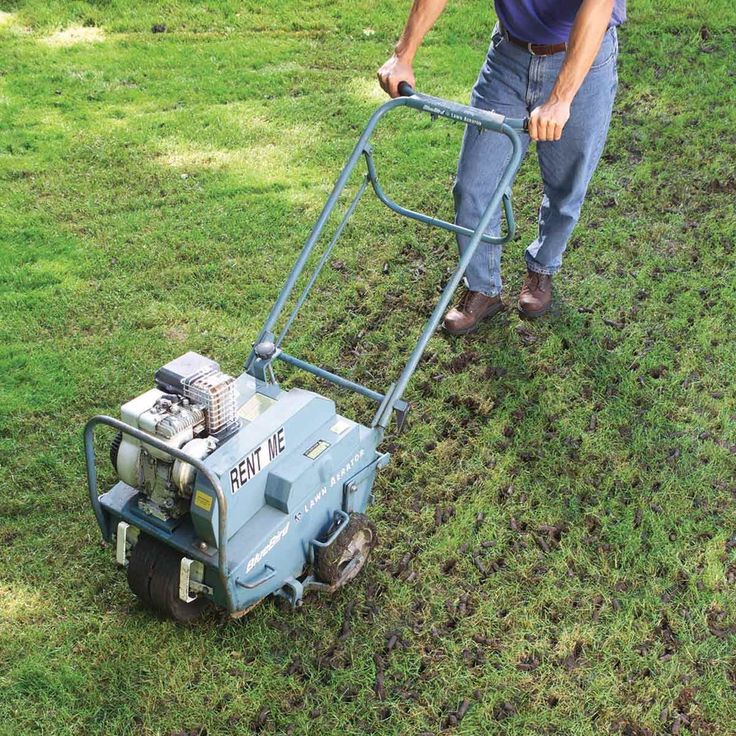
[[85, 84, 527, 621]]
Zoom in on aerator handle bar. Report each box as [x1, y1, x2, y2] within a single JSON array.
[[246, 84, 526, 433]]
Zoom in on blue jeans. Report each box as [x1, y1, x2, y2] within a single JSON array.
[[454, 24, 619, 296]]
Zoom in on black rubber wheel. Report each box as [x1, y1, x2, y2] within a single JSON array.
[[110, 431, 122, 473], [127, 534, 211, 623], [126, 533, 158, 606], [314, 513, 377, 587]]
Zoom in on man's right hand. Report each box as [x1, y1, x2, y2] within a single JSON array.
[[377, 54, 416, 98]]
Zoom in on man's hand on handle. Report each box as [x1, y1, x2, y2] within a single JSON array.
[[528, 97, 571, 142], [377, 0, 612, 142], [377, 54, 416, 99], [377, 0, 448, 98]]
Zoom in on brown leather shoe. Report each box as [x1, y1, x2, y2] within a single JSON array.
[[443, 288, 504, 335], [518, 270, 552, 318]]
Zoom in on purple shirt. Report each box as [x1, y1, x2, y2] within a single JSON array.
[[495, 0, 626, 45]]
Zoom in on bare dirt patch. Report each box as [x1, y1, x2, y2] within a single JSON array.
[[40, 25, 106, 47]]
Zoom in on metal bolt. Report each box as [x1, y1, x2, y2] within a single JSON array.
[[198, 541, 208, 552], [348, 483, 358, 494], [255, 340, 276, 359]]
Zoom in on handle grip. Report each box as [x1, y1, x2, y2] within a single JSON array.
[[397, 81, 415, 97], [396, 81, 528, 132]]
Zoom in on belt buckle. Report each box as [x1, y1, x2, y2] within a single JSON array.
[[527, 41, 537, 56]]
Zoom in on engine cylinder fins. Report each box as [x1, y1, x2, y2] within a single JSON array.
[[154, 403, 206, 440], [314, 513, 377, 587], [110, 431, 123, 472], [127, 534, 211, 623]]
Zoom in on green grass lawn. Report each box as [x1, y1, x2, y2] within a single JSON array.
[[1, 1, 735, 734]]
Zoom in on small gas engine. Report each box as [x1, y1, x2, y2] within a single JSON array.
[[112, 353, 236, 522]]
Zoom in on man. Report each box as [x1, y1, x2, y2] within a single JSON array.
[[378, 0, 624, 332]]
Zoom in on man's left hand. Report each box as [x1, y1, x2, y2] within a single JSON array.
[[528, 98, 571, 141]]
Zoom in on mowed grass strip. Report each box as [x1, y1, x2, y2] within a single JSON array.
[[1, 1, 735, 734]]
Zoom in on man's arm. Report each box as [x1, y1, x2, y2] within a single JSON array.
[[377, 0, 449, 98], [529, 0, 615, 142]]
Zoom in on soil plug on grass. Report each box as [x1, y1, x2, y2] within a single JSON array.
[[463, 647, 485, 668], [707, 606, 736, 638], [338, 600, 354, 640], [517, 653, 540, 671], [285, 655, 303, 678], [563, 641, 584, 672], [393, 550, 416, 579], [443, 697, 472, 727], [441, 558, 457, 574], [385, 632, 401, 653], [449, 351, 479, 373], [373, 653, 386, 700], [493, 702, 517, 720], [603, 317, 624, 329], [250, 710, 269, 732], [516, 325, 537, 346], [472, 555, 488, 575]]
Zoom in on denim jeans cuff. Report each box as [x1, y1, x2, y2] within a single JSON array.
[[466, 284, 501, 298], [524, 254, 559, 277]]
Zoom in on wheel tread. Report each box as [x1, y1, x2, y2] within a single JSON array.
[[314, 513, 376, 587]]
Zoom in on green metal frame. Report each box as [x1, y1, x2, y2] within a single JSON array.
[[245, 84, 527, 432]]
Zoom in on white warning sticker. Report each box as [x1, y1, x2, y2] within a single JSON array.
[[330, 418, 352, 436]]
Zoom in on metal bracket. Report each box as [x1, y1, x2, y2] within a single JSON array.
[[394, 400, 411, 433], [308, 509, 350, 565], [342, 452, 389, 512], [179, 557, 197, 602], [275, 576, 305, 607], [251, 341, 281, 383], [179, 557, 211, 602], [115, 521, 130, 566]]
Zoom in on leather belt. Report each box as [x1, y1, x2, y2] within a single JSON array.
[[501, 25, 567, 56]]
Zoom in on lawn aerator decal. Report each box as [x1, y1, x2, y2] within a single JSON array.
[[421, 103, 491, 127], [293, 451, 366, 523], [229, 428, 286, 493], [329, 448, 365, 488], [245, 523, 290, 573], [294, 486, 328, 523]]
